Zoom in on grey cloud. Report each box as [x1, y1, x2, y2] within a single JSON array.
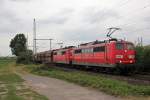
[[0, 0, 4, 3], [82, 8, 120, 24], [40, 8, 74, 25], [0, 6, 31, 35], [0, 11, 20, 22], [60, 8, 75, 15], [142, 16, 150, 28], [0, 0, 150, 56], [10, 0, 31, 2], [0, 9, 22, 33], [40, 16, 68, 25], [0, 0, 5, 7], [62, 27, 105, 41], [143, 16, 150, 22]]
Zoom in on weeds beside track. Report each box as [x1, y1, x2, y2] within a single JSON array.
[[50, 64, 150, 86], [23, 64, 150, 97]]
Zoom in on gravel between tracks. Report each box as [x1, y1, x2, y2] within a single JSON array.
[[19, 73, 121, 100]]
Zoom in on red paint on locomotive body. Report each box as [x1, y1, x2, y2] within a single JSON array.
[[114, 41, 135, 64], [53, 48, 74, 64], [34, 39, 136, 68], [53, 41, 135, 67]]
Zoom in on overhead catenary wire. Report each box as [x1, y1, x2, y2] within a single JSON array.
[[97, 1, 150, 40], [99, 1, 150, 44]]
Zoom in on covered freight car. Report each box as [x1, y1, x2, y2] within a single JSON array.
[[33, 50, 53, 63]]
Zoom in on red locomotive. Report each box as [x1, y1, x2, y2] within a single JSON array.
[[33, 28, 136, 73], [52, 39, 135, 66], [33, 39, 135, 72]]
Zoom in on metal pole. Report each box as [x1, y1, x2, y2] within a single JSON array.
[[138, 37, 140, 46], [57, 42, 63, 48], [27, 33, 28, 49], [33, 18, 36, 54], [35, 38, 53, 51], [35, 19, 37, 54], [49, 39, 53, 51], [33, 19, 34, 54], [50, 39, 51, 51], [141, 37, 143, 46]]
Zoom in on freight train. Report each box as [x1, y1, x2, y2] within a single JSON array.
[[33, 38, 136, 73]]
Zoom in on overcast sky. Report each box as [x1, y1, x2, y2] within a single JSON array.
[[0, 0, 150, 56]]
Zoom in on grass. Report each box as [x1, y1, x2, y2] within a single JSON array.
[[0, 59, 48, 100], [23, 64, 150, 97]]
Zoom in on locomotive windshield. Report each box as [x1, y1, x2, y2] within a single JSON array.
[[116, 43, 134, 50], [127, 43, 134, 50], [116, 43, 124, 50]]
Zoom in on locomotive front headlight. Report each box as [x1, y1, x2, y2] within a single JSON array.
[[128, 55, 135, 59], [116, 55, 123, 58]]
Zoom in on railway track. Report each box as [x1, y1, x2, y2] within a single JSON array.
[[45, 64, 150, 86]]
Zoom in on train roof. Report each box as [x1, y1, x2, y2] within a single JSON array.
[[34, 38, 134, 53], [34, 50, 52, 55], [53, 46, 76, 52], [79, 39, 117, 47], [74, 39, 134, 49]]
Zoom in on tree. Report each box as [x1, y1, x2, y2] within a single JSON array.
[[9, 34, 33, 64], [16, 50, 33, 64], [10, 34, 27, 56]]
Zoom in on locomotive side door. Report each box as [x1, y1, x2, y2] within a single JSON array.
[[104, 42, 109, 64], [68, 49, 73, 64]]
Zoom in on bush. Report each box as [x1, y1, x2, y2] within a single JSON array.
[[142, 47, 150, 72], [135, 46, 150, 73], [135, 46, 144, 64], [16, 50, 33, 64]]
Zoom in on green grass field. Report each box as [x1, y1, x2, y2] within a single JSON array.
[[24, 64, 150, 97], [0, 59, 48, 100]]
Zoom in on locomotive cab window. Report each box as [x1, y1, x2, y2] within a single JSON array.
[[116, 43, 124, 50], [127, 43, 134, 50]]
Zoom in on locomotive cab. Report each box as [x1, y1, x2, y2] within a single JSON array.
[[115, 41, 135, 64]]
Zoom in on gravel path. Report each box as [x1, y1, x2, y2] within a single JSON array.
[[20, 74, 121, 100]]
